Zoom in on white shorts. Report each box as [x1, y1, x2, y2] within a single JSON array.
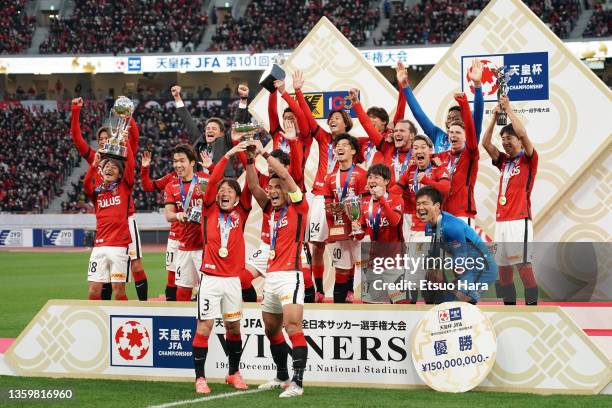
[[307, 195, 328, 242], [262, 271, 305, 314], [197, 274, 242, 322], [247, 242, 310, 275], [494, 219, 534, 266], [87, 246, 130, 283], [402, 213, 412, 242], [175, 249, 203, 288], [329, 240, 361, 271], [127, 215, 142, 260], [165, 238, 179, 271]]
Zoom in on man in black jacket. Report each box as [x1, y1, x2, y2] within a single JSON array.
[[171, 85, 249, 177]]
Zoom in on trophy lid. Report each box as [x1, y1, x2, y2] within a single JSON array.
[[113, 96, 134, 116]]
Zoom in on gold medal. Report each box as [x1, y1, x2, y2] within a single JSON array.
[[499, 196, 507, 206], [218, 247, 228, 258], [269, 250, 276, 260]]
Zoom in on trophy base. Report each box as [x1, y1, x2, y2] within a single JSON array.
[[496, 112, 508, 126], [100, 145, 128, 159]]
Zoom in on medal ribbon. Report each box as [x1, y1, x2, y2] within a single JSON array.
[[365, 142, 376, 168], [270, 205, 288, 253], [394, 149, 412, 181], [413, 163, 432, 193], [179, 175, 197, 213], [335, 164, 355, 203], [280, 137, 290, 154], [500, 151, 524, 199], [327, 142, 337, 174], [94, 182, 118, 194], [218, 212, 232, 252], [368, 195, 386, 240]]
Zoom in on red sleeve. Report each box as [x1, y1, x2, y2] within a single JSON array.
[[394, 168, 411, 191], [379, 198, 402, 227], [156, 172, 177, 191], [288, 139, 303, 184], [281, 91, 310, 138], [392, 84, 406, 125], [323, 175, 333, 199], [239, 179, 252, 213], [141, 166, 156, 192], [357, 170, 368, 195], [291, 197, 309, 215], [83, 164, 97, 199], [355, 101, 383, 148], [268, 91, 281, 135], [295, 89, 318, 132], [236, 151, 248, 169], [421, 173, 450, 198], [493, 152, 508, 171], [203, 156, 228, 206], [163, 183, 177, 206], [123, 144, 135, 188], [455, 94, 477, 152], [128, 117, 139, 159], [71, 106, 95, 164]]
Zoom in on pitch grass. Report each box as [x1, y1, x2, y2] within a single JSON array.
[[1, 251, 549, 338], [0, 376, 610, 408]]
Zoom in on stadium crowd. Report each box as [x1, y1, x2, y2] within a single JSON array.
[[583, 6, 611, 37], [208, 0, 379, 52], [0, 0, 35, 54], [0, 102, 106, 213], [39, 0, 207, 54]]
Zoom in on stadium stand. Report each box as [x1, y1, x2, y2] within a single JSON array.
[[0, 0, 36, 54], [39, 0, 207, 54], [583, 6, 611, 38], [0, 102, 106, 213], [208, 0, 379, 52]]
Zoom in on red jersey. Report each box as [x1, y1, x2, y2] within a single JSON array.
[[265, 199, 309, 272], [323, 164, 368, 242], [359, 193, 404, 241], [396, 163, 450, 231], [164, 171, 210, 251], [84, 148, 135, 247], [494, 150, 538, 221], [142, 167, 180, 240], [437, 94, 479, 218], [200, 156, 252, 277]]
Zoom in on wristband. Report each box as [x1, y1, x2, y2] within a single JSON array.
[[262, 152, 270, 160], [246, 158, 254, 165], [288, 189, 303, 203]]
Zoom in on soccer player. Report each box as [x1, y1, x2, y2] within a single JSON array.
[[164, 145, 210, 302], [192, 143, 251, 394], [415, 186, 497, 304], [71, 97, 148, 301], [353, 163, 406, 304], [482, 97, 539, 305], [397, 59, 485, 152], [141, 151, 179, 300], [247, 145, 309, 398], [323, 134, 368, 303], [83, 147, 134, 301], [293, 70, 355, 302], [435, 93, 479, 226]]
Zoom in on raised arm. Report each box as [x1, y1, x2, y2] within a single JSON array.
[[379, 196, 402, 227], [280, 90, 310, 138], [392, 84, 406, 126], [468, 59, 484, 141], [501, 95, 534, 157], [234, 83, 250, 124], [245, 157, 268, 209], [83, 153, 100, 199], [70, 98, 95, 164], [127, 116, 139, 159], [172, 85, 201, 144], [481, 107, 501, 163], [266, 152, 299, 194], [268, 87, 281, 135], [292, 70, 319, 132], [350, 88, 383, 148], [123, 143, 135, 188], [203, 143, 247, 206], [454, 93, 477, 152]]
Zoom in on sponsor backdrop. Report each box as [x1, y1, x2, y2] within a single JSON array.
[[4, 300, 611, 394], [0, 229, 84, 247]]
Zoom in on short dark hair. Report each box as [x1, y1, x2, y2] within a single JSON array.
[[415, 186, 443, 205], [271, 149, 290, 166], [283, 107, 294, 116], [327, 109, 353, 132], [413, 134, 433, 148], [218, 178, 241, 197], [448, 105, 461, 113], [334, 133, 360, 154], [172, 144, 197, 163], [396, 119, 417, 135], [101, 157, 125, 178], [206, 117, 225, 132], [366, 107, 389, 126], [367, 163, 391, 180], [500, 124, 517, 138]]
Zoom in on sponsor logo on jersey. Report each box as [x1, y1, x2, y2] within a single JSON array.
[[98, 196, 121, 208]]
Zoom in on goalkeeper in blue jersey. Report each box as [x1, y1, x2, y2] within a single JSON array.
[[415, 186, 497, 303]]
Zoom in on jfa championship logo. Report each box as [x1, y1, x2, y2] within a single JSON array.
[[438, 307, 462, 323]]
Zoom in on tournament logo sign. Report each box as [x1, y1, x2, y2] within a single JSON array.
[[42, 229, 74, 247], [110, 317, 153, 367], [412, 302, 496, 393], [0, 230, 23, 247], [461, 52, 549, 102], [300, 91, 359, 119]]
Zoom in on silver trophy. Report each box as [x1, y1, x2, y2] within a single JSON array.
[[494, 66, 511, 126], [344, 192, 363, 236], [198, 176, 209, 194], [232, 120, 262, 142], [101, 96, 134, 158], [186, 206, 202, 224]]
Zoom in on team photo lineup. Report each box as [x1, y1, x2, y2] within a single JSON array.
[[78, 58, 538, 395], [1, 0, 611, 405]]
